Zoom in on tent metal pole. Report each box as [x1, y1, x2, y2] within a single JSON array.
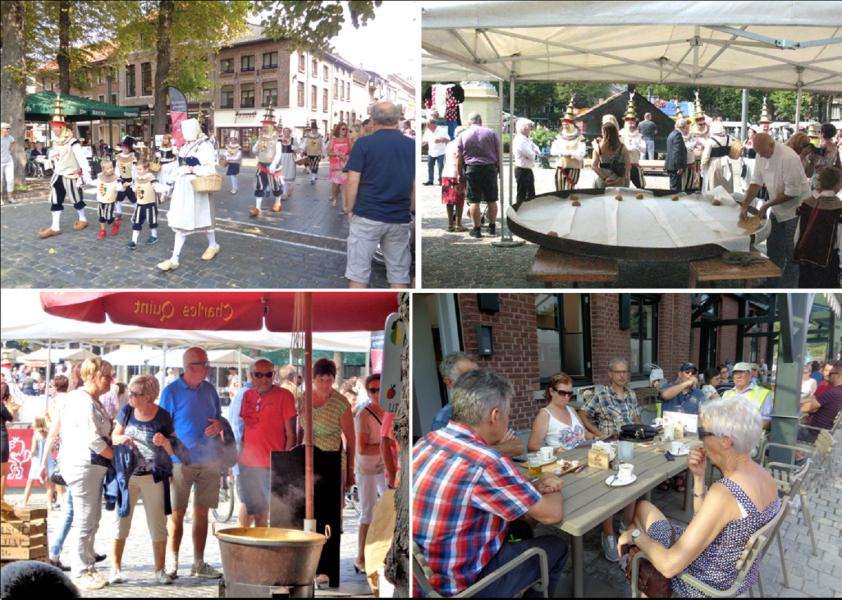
[[493, 73, 525, 248], [45, 339, 53, 416], [162, 343, 168, 381], [740, 89, 749, 141], [795, 83, 803, 131], [303, 292, 315, 530]]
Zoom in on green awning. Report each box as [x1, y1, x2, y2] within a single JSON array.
[[25, 91, 141, 122]]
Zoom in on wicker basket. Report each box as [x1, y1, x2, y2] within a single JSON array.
[[191, 174, 223, 193]]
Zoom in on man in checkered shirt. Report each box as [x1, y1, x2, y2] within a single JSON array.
[[579, 357, 641, 563], [413, 369, 568, 597]]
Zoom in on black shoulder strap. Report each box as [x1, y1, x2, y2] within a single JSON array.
[[121, 405, 133, 428], [365, 406, 383, 426]]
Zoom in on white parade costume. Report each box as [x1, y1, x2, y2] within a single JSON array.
[[700, 128, 737, 194], [550, 98, 586, 191], [620, 94, 647, 189]]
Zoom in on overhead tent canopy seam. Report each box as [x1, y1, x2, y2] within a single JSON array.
[[421, 1, 842, 92]]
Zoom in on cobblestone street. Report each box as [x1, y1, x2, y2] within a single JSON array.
[[4, 485, 373, 598], [1, 162, 390, 289]]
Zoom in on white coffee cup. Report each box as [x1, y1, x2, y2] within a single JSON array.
[[671, 441, 685, 455], [527, 453, 542, 467], [540, 446, 555, 461], [618, 463, 635, 482]]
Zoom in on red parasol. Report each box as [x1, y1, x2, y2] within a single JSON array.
[[40, 291, 399, 526]]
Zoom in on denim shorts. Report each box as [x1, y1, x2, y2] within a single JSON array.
[[237, 465, 271, 516]]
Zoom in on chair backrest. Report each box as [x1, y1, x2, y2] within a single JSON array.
[[764, 458, 810, 496], [412, 541, 442, 598], [815, 429, 836, 457]]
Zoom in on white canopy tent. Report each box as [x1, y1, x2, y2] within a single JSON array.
[[20, 347, 97, 364], [422, 1, 842, 245]]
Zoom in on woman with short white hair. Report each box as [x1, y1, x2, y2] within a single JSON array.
[[441, 125, 468, 232], [617, 397, 781, 596], [513, 118, 539, 204]]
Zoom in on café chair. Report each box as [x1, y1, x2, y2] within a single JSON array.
[[630, 496, 789, 598], [795, 429, 836, 483], [412, 541, 549, 598], [799, 411, 841, 438]]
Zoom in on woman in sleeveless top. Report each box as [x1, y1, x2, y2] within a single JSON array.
[[528, 372, 593, 453], [592, 122, 630, 188], [327, 122, 352, 208], [309, 358, 355, 589], [617, 397, 781, 597]]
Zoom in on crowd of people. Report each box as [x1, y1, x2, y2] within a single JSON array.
[[412, 351, 842, 597], [0, 351, 398, 594]]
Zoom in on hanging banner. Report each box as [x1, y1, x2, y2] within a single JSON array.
[[6, 428, 44, 489], [168, 86, 189, 148], [379, 313, 405, 413]]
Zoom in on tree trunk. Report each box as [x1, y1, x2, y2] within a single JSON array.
[[385, 291, 410, 597], [153, 0, 174, 136], [58, 0, 71, 95], [0, 0, 27, 189]]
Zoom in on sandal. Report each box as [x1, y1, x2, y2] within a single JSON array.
[[315, 574, 330, 589], [454, 224, 467, 232]]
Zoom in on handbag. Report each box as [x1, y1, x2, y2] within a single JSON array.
[[619, 424, 658, 441], [624, 526, 675, 598], [49, 464, 66, 486]]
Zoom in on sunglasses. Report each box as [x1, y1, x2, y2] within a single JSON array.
[[252, 372, 273, 379], [368, 387, 381, 393], [128, 390, 144, 398], [553, 388, 574, 397], [697, 426, 717, 439]]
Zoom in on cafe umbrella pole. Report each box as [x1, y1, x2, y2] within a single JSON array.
[[302, 292, 316, 532], [493, 72, 525, 248]]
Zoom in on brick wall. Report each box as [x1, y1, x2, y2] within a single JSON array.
[[657, 295, 693, 377], [717, 297, 739, 366], [458, 294, 541, 432], [590, 295, 629, 385]]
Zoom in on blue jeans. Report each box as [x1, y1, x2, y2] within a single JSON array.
[[643, 138, 656, 160], [472, 535, 568, 598], [427, 154, 444, 183], [50, 487, 74, 560]]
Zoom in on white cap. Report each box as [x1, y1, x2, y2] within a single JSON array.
[[733, 362, 753, 372], [0, 122, 10, 130], [649, 368, 664, 384]]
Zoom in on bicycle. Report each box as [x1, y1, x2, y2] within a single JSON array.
[[212, 467, 237, 523]]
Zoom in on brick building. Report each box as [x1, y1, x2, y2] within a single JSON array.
[[413, 293, 784, 438]]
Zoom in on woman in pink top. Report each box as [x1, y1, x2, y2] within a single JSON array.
[[327, 122, 352, 208]]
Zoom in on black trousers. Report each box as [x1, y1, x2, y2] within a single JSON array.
[[668, 170, 682, 193], [515, 167, 535, 203]]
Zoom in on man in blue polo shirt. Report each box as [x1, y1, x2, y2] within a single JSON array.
[[343, 100, 414, 288], [660, 362, 704, 415], [158, 346, 223, 580]]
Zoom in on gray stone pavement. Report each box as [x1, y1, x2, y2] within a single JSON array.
[[420, 158, 759, 289], [528, 428, 842, 597], [5, 485, 372, 598], [0, 162, 391, 289]]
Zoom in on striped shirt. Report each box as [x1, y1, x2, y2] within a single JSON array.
[[412, 421, 541, 596]]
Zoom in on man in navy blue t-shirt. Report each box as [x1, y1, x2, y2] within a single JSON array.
[[343, 100, 414, 288]]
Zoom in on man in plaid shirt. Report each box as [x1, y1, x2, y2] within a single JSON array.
[[579, 357, 641, 563], [413, 369, 568, 597]]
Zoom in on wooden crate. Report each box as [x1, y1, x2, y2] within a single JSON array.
[[1, 545, 48, 560], [1, 533, 47, 548], [1, 506, 48, 520], [1, 519, 48, 537]]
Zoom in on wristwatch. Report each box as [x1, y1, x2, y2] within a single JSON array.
[[630, 529, 642, 542]]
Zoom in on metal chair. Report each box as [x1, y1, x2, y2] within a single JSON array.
[[412, 541, 549, 598], [799, 410, 842, 438], [760, 452, 813, 587], [630, 496, 789, 598], [795, 429, 837, 484]]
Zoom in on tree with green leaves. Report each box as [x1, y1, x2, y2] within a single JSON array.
[[252, 0, 381, 55], [0, 0, 27, 190]]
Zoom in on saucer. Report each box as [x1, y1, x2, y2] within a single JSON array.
[[670, 446, 690, 456], [605, 473, 637, 487]]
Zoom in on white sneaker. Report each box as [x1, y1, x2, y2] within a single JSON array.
[[165, 555, 178, 579], [108, 569, 124, 584], [602, 533, 620, 562], [74, 570, 108, 590], [155, 569, 174, 585], [191, 561, 222, 578]]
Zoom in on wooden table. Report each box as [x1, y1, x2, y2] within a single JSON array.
[[520, 439, 698, 597], [527, 247, 619, 288], [688, 254, 781, 287]]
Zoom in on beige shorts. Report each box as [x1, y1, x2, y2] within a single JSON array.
[[115, 474, 167, 542], [171, 463, 220, 510]]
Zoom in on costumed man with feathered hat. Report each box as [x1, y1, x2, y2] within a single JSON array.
[[549, 97, 586, 192], [113, 135, 138, 234], [619, 93, 647, 189], [250, 105, 283, 217], [39, 94, 93, 238]]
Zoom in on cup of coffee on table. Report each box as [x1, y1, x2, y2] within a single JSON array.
[[618, 463, 635, 482], [671, 440, 685, 455], [540, 446, 555, 461]]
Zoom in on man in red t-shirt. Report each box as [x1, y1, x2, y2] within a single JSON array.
[[238, 358, 297, 526]]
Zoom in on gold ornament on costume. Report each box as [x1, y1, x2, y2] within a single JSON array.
[[693, 90, 705, 122], [807, 122, 821, 145], [759, 96, 772, 125], [673, 98, 684, 121], [50, 93, 67, 126], [261, 104, 276, 126], [623, 93, 637, 122]]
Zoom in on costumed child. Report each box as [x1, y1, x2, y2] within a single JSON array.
[[220, 135, 242, 195], [114, 136, 138, 234], [270, 125, 300, 201], [794, 166, 842, 288], [250, 105, 283, 216], [303, 122, 325, 185], [550, 97, 586, 192], [94, 159, 122, 240], [129, 160, 167, 249], [39, 94, 93, 238], [156, 133, 178, 200]]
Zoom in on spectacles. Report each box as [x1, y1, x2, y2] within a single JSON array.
[[252, 372, 273, 379], [610, 370, 629, 374], [697, 426, 717, 439], [368, 387, 381, 393], [553, 388, 574, 397], [128, 390, 144, 398], [190, 361, 210, 369]]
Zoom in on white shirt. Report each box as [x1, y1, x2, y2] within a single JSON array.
[[442, 139, 460, 179], [423, 126, 448, 158], [750, 142, 811, 222], [513, 133, 539, 168]]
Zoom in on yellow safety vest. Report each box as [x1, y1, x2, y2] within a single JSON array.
[[723, 385, 771, 415]]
